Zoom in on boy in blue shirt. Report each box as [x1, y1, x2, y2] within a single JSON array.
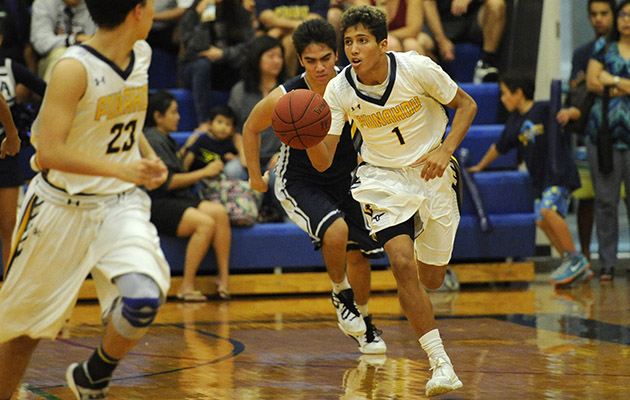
[[469, 72, 590, 286]]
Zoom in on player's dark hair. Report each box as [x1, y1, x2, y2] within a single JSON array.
[[588, 0, 616, 14], [209, 104, 237, 127], [499, 71, 535, 100], [85, 0, 145, 29], [292, 18, 337, 56], [340, 5, 388, 44], [242, 35, 287, 93], [146, 90, 176, 128], [610, 0, 630, 42]]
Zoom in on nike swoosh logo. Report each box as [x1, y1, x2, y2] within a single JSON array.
[[569, 261, 582, 272]]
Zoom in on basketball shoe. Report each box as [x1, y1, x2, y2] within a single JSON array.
[[332, 289, 366, 336], [425, 356, 463, 397], [550, 253, 590, 285], [348, 315, 387, 354], [473, 60, 499, 84], [66, 361, 110, 400]]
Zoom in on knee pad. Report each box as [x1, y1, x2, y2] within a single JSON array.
[[112, 296, 160, 340]]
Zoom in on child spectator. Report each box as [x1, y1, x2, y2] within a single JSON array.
[[183, 104, 247, 180], [469, 71, 590, 286]]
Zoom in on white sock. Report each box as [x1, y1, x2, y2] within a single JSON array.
[[331, 276, 351, 293], [419, 329, 450, 363], [357, 303, 368, 317]]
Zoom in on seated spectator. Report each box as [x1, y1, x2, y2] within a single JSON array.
[[145, 90, 232, 301], [256, 0, 328, 76], [30, 0, 96, 82], [370, 0, 426, 54], [179, 0, 254, 132], [420, 0, 505, 83], [183, 104, 248, 181], [148, 0, 194, 55], [228, 34, 287, 219]]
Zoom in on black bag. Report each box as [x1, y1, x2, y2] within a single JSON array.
[[597, 86, 613, 175], [565, 81, 594, 135]]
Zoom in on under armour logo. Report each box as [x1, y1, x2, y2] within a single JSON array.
[[95, 76, 105, 85], [351, 104, 361, 112]]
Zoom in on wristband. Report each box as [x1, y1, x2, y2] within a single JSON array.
[[614, 76, 620, 86]]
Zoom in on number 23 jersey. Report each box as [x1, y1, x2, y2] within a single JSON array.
[[36, 41, 151, 195], [324, 51, 458, 168]]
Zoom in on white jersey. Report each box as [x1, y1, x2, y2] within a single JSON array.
[[33, 41, 152, 195], [324, 51, 458, 168]]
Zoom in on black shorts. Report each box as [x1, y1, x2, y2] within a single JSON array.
[[441, 2, 484, 44], [278, 180, 384, 259], [150, 196, 201, 236]]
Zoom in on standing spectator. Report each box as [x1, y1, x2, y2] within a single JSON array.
[[421, 0, 505, 83], [256, 0, 328, 76], [585, 0, 630, 281], [470, 72, 589, 286], [228, 34, 286, 211], [179, 0, 254, 132], [30, 0, 96, 82], [148, 0, 194, 55], [145, 90, 233, 300], [0, 18, 46, 273], [556, 0, 615, 261]]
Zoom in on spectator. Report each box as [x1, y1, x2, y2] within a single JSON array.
[[145, 90, 232, 301], [469, 72, 589, 286], [228, 35, 286, 206], [183, 104, 247, 181], [0, 0, 37, 74], [585, 0, 630, 281], [370, 0, 426, 54], [179, 0, 254, 132], [30, 0, 96, 82], [421, 0, 505, 83], [556, 0, 615, 261], [0, 19, 46, 273], [256, 0, 328, 75], [148, 0, 194, 55]]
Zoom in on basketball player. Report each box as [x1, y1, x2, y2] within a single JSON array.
[[0, 1, 170, 399], [307, 5, 477, 396], [243, 19, 387, 354]]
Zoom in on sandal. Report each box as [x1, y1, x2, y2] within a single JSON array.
[[217, 288, 231, 300], [176, 290, 207, 302]]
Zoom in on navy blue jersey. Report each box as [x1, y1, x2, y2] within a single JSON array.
[[188, 134, 238, 172], [495, 101, 581, 197], [275, 74, 359, 187]]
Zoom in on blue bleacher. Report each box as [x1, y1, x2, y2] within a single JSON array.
[[441, 43, 482, 83]]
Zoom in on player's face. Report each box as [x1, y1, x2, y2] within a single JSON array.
[[499, 83, 519, 113], [259, 46, 284, 79], [209, 115, 235, 141], [589, 2, 614, 37], [344, 24, 388, 82], [158, 100, 180, 133], [298, 43, 337, 86]]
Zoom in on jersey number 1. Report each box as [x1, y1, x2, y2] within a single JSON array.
[[392, 126, 405, 145], [107, 120, 137, 154]]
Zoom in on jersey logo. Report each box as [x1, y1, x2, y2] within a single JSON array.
[[518, 120, 544, 146], [351, 104, 361, 112], [354, 96, 422, 129], [95, 76, 106, 86]]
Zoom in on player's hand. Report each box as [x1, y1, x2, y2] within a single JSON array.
[[249, 170, 270, 192], [414, 147, 451, 181], [144, 158, 168, 190], [0, 134, 21, 158], [123, 158, 168, 187]]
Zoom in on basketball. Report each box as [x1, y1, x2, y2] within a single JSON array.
[[271, 89, 331, 149]]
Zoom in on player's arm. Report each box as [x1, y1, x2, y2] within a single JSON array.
[[0, 92, 20, 159], [242, 86, 283, 192], [35, 59, 165, 188], [416, 87, 477, 180], [468, 143, 500, 173]]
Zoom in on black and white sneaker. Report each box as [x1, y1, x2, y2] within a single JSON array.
[[332, 289, 366, 336], [473, 60, 499, 84], [66, 361, 110, 400], [349, 315, 387, 354]]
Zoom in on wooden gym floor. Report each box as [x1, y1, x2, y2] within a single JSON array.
[[11, 265, 630, 400]]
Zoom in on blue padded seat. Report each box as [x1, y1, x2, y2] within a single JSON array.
[[441, 43, 482, 83], [455, 124, 517, 169], [460, 171, 533, 216], [167, 89, 231, 131], [448, 83, 500, 125]]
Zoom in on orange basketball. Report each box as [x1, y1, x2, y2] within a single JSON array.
[[271, 89, 331, 149]]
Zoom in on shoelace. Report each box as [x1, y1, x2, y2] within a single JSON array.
[[332, 292, 360, 321]]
